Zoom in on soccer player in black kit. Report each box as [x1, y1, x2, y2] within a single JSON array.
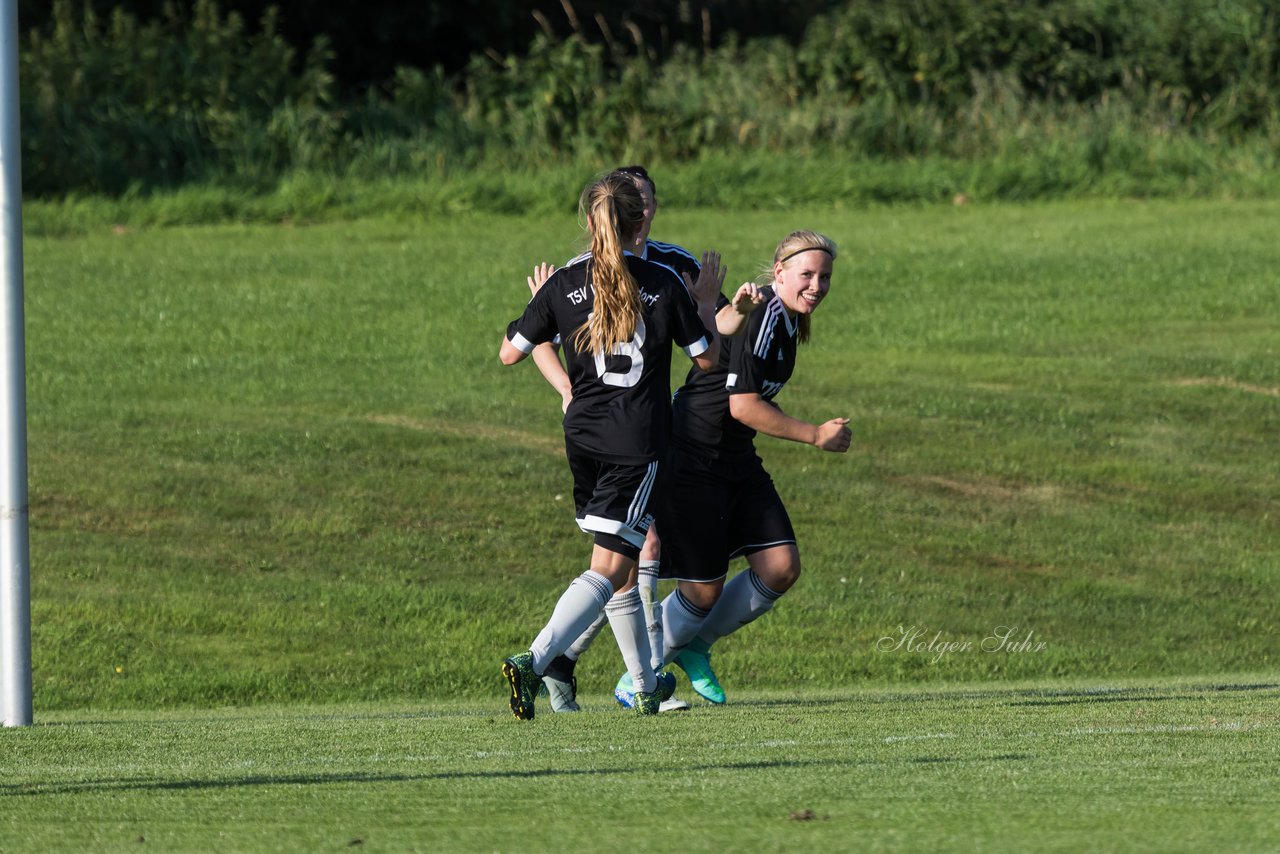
[[498, 173, 741, 719], [521, 166, 761, 713], [656, 230, 852, 705]]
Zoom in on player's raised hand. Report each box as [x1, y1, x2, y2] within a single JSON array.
[[684, 251, 726, 307], [814, 418, 852, 453], [527, 262, 556, 295], [729, 282, 765, 316]]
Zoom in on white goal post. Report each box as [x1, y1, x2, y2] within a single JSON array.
[[1, 0, 32, 728]]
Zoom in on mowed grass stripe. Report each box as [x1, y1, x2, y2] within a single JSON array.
[[3, 680, 1278, 851]]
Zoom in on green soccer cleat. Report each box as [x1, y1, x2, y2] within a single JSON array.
[[633, 690, 661, 716], [502, 652, 539, 720], [673, 647, 726, 704], [615, 670, 676, 709]]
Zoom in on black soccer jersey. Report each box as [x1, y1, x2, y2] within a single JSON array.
[[566, 239, 700, 293], [507, 252, 712, 465], [642, 239, 700, 287], [671, 287, 798, 459]]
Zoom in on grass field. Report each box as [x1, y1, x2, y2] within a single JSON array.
[[4, 679, 1278, 851], [5, 194, 1278, 847], [19, 197, 1278, 710]]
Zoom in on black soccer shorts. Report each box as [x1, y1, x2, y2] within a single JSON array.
[[566, 449, 658, 559], [655, 444, 797, 582]]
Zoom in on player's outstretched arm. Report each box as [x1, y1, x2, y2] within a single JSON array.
[[531, 344, 572, 411], [525, 263, 572, 409], [729, 393, 851, 452], [503, 264, 571, 412], [715, 283, 766, 337], [527, 262, 555, 296], [685, 251, 726, 371]]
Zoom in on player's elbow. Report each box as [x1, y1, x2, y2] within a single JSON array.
[[728, 393, 767, 428], [499, 339, 526, 366], [693, 342, 719, 372]]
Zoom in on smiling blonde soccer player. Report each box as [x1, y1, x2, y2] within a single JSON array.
[[653, 230, 853, 705], [522, 165, 762, 715], [498, 173, 739, 720]]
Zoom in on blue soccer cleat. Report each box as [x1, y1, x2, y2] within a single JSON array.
[[673, 647, 726, 704], [615, 670, 676, 709]]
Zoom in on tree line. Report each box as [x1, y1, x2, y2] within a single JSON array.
[[19, 0, 1280, 199], [17, 0, 834, 94]]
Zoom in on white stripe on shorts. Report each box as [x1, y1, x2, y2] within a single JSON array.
[[578, 515, 646, 548], [576, 460, 658, 549], [625, 460, 659, 532]]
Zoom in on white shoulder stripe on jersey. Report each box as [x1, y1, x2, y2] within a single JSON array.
[[752, 298, 786, 359], [646, 258, 684, 282], [640, 257, 692, 296], [647, 239, 698, 263], [650, 240, 701, 257]]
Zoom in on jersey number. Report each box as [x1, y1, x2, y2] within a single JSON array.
[[593, 319, 646, 388]]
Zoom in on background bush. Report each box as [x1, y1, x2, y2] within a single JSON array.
[[20, 0, 336, 195], [17, 0, 839, 89], [17, 0, 1280, 202]]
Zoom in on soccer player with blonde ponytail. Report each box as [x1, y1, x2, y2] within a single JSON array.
[[497, 174, 760, 719], [571, 176, 644, 357], [523, 166, 760, 714]]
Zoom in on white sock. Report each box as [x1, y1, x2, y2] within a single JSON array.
[[566, 610, 608, 660], [637, 560, 663, 671], [529, 570, 614, 674], [696, 569, 783, 647], [606, 587, 655, 693], [661, 588, 710, 661]]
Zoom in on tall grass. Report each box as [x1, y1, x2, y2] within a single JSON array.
[[19, 0, 1280, 200], [22, 141, 1280, 240]]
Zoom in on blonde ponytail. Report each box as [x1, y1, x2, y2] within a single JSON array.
[[572, 174, 647, 355]]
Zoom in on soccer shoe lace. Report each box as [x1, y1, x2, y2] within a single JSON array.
[[673, 648, 726, 704], [502, 652, 538, 720]]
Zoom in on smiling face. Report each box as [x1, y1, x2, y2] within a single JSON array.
[[774, 249, 834, 316]]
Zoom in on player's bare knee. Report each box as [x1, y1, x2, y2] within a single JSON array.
[[761, 560, 800, 592], [678, 579, 722, 611]]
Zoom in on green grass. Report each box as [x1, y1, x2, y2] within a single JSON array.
[[11, 195, 1279, 850], [21, 144, 1280, 239], [3, 680, 1278, 851], [19, 197, 1280, 714]]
